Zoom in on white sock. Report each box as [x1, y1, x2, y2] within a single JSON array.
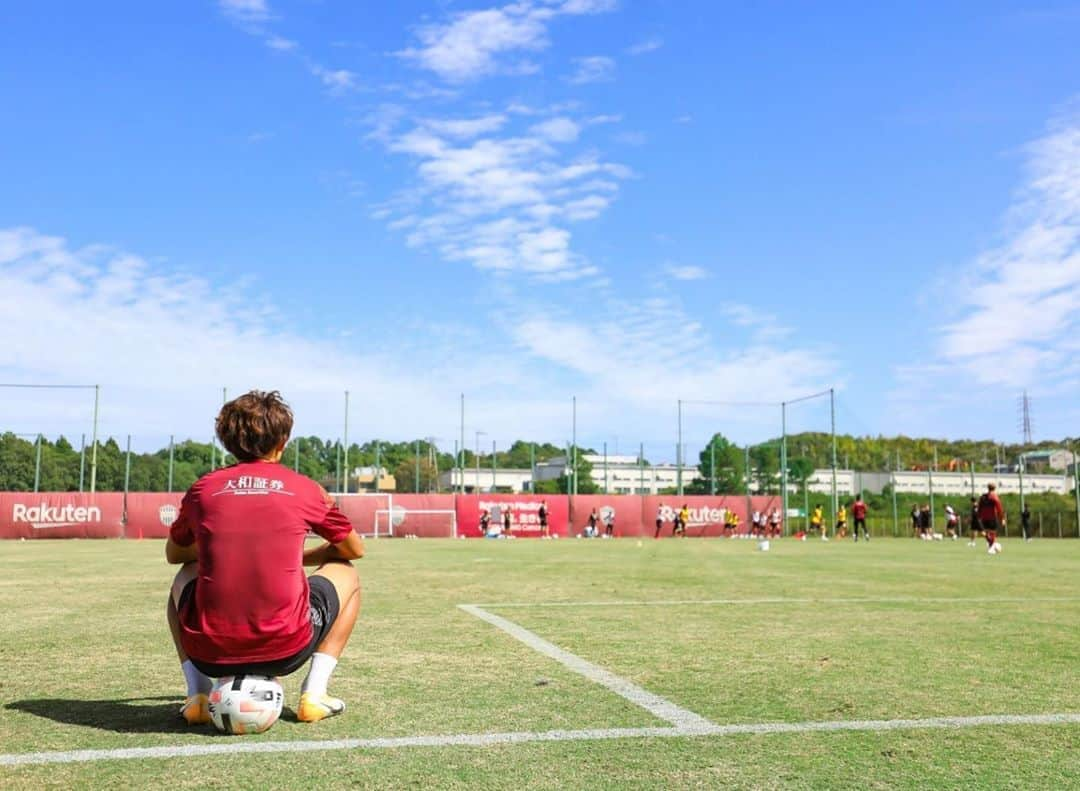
[[301, 652, 338, 696], [182, 660, 212, 697]]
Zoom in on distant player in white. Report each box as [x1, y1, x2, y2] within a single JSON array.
[[944, 504, 959, 540]]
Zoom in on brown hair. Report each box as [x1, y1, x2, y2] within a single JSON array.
[[215, 390, 293, 462]]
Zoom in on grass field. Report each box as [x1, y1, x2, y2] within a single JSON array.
[[1, 536, 1078, 789]]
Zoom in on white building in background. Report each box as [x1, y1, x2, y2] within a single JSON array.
[[535, 455, 702, 495], [794, 469, 1072, 497], [1019, 449, 1076, 472], [889, 470, 1069, 496], [439, 468, 533, 494]]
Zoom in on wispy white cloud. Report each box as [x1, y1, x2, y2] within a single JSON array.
[[311, 65, 358, 94], [0, 227, 544, 446], [613, 130, 647, 146], [626, 38, 663, 55], [567, 55, 615, 84], [265, 35, 296, 51], [219, 0, 271, 24], [930, 108, 1080, 390], [511, 295, 836, 423], [369, 109, 630, 280], [529, 117, 580, 143], [664, 264, 707, 281], [398, 0, 617, 83], [674, 114, 693, 124], [423, 114, 508, 139]]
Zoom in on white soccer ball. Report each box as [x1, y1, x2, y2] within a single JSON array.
[[758, 540, 770, 552], [208, 675, 284, 735]]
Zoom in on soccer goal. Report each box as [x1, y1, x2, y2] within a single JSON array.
[[373, 504, 458, 539]]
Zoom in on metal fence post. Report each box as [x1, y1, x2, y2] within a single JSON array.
[[33, 434, 42, 493]]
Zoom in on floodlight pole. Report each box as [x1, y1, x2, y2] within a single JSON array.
[[459, 393, 465, 495], [780, 402, 788, 536], [1018, 454, 1025, 514], [343, 391, 350, 493], [639, 442, 645, 498], [744, 444, 751, 523], [530, 443, 536, 493], [571, 396, 577, 497], [929, 446, 936, 529], [676, 399, 683, 496], [893, 451, 900, 536], [335, 442, 341, 493], [124, 435, 132, 498], [89, 384, 100, 493], [603, 441, 608, 494], [33, 434, 42, 493], [710, 440, 716, 495], [829, 388, 837, 534], [374, 441, 381, 493], [1073, 442, 1079, 538]]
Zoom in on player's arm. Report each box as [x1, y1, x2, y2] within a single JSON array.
[[165, 536, 198, 565], [165, 490, 199, 564], [303, 483, 364, 565], [303, 531, 364, 565]]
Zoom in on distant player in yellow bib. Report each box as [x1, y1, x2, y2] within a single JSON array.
[[835, 504, 848, 539], [810, 504, 828, 541]]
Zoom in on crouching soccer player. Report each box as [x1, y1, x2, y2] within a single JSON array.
[[166, 390, 364, 725]]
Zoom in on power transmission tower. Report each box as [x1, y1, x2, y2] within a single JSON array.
[[1019, 391, 1033, 445]]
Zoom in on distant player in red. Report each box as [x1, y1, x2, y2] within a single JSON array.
[[166, 390, 364, 726], [852, 495, 868, 541], [977, 482, 1005, 554]]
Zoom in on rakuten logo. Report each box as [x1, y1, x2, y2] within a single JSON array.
[[659, 505, 728, 526], [12, 503, 102, 529]]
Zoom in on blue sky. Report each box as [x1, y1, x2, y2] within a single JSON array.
[[2, 0, 1080, 460]]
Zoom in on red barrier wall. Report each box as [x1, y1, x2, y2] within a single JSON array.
[[640, 495, 782, 537], [0, 493, 125, 539], [567, 495, 783, 538], [567, 495, 641, 536], [456, 494, 569, 538], [0, 492, 782, 539], [124, 492, 185, 538]]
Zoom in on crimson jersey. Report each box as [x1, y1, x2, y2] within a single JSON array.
[[977, 491, 1004, 523], [170, 461, 355, 665], [852, 501, 867, 520]]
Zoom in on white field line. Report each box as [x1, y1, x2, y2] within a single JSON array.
[[458, 604, 716, 731], [3, 714, 1080, 767], [469, 596, 1080, 608]]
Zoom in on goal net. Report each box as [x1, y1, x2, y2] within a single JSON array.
[[374, 506, 458, 538]]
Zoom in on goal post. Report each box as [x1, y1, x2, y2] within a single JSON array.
[[374, 508, 458, 539]]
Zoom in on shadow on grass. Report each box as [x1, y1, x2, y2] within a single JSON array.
[[5, 696, 220, 735]]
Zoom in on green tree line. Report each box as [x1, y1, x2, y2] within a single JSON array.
[[0, 433, 574, 493]]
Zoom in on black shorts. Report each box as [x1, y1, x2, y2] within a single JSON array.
[[182, 575, 340, 678]]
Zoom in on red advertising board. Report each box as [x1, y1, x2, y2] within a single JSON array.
[[567, 495, 641, 537], [0, 492, 125, 539], [455, 494, 569, 538], [640, 495, 782, 537], [124, 492, 185, 539]]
